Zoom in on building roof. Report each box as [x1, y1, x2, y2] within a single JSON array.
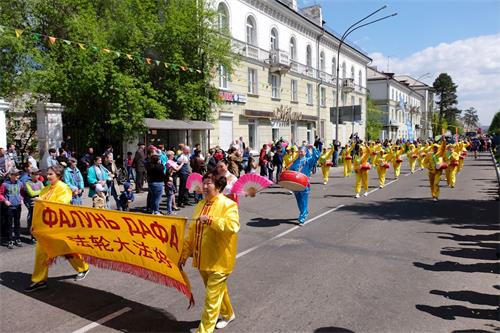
[[144, 118, 214, 130]]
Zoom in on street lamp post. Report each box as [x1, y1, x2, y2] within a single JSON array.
[[414, 72, 430, 140], [334, 6, 397, 143]]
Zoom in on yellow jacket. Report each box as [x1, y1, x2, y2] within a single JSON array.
[[283, 150, 298, 169], [39, 180, 72, 204], [318, 148, 334, 166], [181, 193, 239, 273]]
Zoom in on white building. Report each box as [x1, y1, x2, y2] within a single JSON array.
[[210, 0, 371, 150], [367, 67, 425, 141]]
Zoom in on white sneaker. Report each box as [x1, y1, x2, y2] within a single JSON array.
[[363, 192, 368, 197], [354, 193, 360, 198], [216, 314, 235, 329], [433, 197, 438, 202]]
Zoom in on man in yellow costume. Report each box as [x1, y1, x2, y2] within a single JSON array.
[[354, 144, 372, 198], [424, 139, 447, 201], [342, 143, 354, 177], [180, 171, 240, 333], [25, 165, 89, 292], [318, 147, 334, 185]]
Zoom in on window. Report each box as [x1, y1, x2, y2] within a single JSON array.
[[217, 3, 229, 32], [306, 123, 313, 144], [248, 68, 257, 94], [218, 65, 228, 89], [248, 120, 256, 149], [272, 128, 279, 141], [350, 66, 355, 79], [332, 57, 336, 76], [320, 87, 326, 107], [307, 83, 313, 105], [271, 74, 280, 99], [246, 16, 256, 45], [289, 37, 296, 60], [270, 28, 278, 50], [341, 62, 346, 78], [391, 89, 394, 100], [291, 79, 298, 102], [306, 45, 312, 67], [351, 96, 355, 106], [320, 51, 325, 72], [358, 70, 362, 87]]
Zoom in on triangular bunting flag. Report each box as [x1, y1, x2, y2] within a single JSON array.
[[91, 46, 99, 52], [63, 39, 71, 45], [0, 26, 5, 34], [114, 51, 121, 57], [171, 64, 178, 71], [32, 33, 41, 41], [102, 48, 111, 53], [126, 54, 133, 60], [196, 69, 202, 74], [15, 29, 24, 38], [180, 66, 187, 71], [188, 68, 194, 73], [78, 43, 86, 50], [48, 36, 57, 45], [164, 63, 169, 69], [145, 58, 152, 65], [155, 60, 160, 66]]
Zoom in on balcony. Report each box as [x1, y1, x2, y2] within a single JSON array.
[[342, 78, 355, 93], [269, 49, 290, 74]]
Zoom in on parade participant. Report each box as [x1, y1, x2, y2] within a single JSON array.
[[180, 171, 239, 332], [25, 165, 89, 292], [407, 144, 418, 173], [282, 145, 298, 170], [342, 143, 354, 177], [353, 144, 372, 198], [215, 159, 238, 203], [457, 141, 468, 172], [390, 144, 405, 179], [24, 168, 44, 243], [374, 149, 390, 188], [0, 168, 24, 248], [288, 145, 320, 224], [445, 144, 460, 188], [424, 139, 447, 201], [318, 147, 334, 185], [417, 143, 427, 170]]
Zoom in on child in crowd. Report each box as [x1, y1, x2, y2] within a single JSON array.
[[118, 181, 135, 211], [165, 176, 176, 215], [126, 152, 135, 181], [0, 168, 24, 249], [92, 184, 107, 209], [24, 168, 44, 243]]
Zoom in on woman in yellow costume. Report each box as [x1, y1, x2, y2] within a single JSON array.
[[25, 165, 90, 292], [318, 147, 334, 185], [390, 144, 405, 179], [457, 141, 468, 172], [282, 145, 298, 170], [445, 144, 460, 188], [407, 144, 419, 173], [180, 171, 239, 333], [354, 144, 372, 198], [417, 143, 428, 170], [374, 148, 390, 188], [424, 139, 447, 201], [342, 143, 354, 177]]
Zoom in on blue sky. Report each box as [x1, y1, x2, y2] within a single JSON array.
[[298, 0, 500, 125]]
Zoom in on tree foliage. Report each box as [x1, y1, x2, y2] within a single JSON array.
[[462, 107, 480, 132], [489, 111, 500, 136], [365, 97, 383, 141], [433, 73, 459, 134], [0, 0, 235, 148]]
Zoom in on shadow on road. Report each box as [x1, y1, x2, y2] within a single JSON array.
[[415, 304, 498, 321], [247, 217, 298, 227], [313, 327, 355, 333], [0, 271, 198, 332], [430, 289, 500, 307], [413, 261, 499, 274]]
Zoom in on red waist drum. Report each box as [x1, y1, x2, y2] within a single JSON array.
[[420, 153, 427, 157], [412, 154, 418, 159], [450, 161, 459, 166], [345, 156, 352, 160], [383, 163, 390, 169], [436, 162, 448, 170], [396, 158, 403, 163], [278, 170, 309, 191], [325, 161, 333, 167], [360, 163, 371, 170]]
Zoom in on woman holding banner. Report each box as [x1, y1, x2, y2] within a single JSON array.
[[25, 165, 90, 292], [180, 171, 240, 333]]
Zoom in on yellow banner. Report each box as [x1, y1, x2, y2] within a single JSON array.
[[32, 200, 192, 299]]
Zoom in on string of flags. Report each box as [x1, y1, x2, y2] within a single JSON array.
[[0, 25, 203, 74]]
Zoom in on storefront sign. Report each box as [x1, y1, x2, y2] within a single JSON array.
[[273, 105, 302, 123], [219, 91, 247, 103]]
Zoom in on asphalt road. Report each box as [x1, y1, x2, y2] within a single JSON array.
[[1, 152, 499, 333]]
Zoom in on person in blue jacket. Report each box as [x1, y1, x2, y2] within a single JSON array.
[[288, 145, 320, 225], [86, 156, 109, 202], [63, 157, 85, 205]]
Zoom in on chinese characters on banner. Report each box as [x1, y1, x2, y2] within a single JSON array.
[[32, 200, 192, 300]]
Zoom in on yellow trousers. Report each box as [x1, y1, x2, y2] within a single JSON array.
[[418, 157, 425, 169], [31, 243, 89, 283], [344, 160, 352, 177], [197, 271, 234, 333], [428, 170, 443, 199], [409, 158, 417, 173], [393, 162, 402, 178], [321, 165, 330, 184], [446, 165, 458, 187], [458, 158, 465, 172], [377, 167, 387, 188], [354, 170, 369, 194]]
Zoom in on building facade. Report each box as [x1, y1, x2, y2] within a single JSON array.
[[367, 67, 425, 141], [210, 0, 371, 150]]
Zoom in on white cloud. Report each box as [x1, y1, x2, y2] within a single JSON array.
[[369, 34, 500, 126]]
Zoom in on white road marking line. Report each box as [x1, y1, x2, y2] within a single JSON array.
[[72, 307, 131, 333], [237, 170, 412, 259]]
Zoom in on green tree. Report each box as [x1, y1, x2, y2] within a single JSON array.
[[433, 73, 459, 134], [462, 107, 480, 132], [0, 0, 234, 149], [489, 111, 500, 135], [365, 98, 383, 141]]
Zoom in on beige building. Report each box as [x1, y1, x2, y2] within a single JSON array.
[[209, 0, 371, 150]]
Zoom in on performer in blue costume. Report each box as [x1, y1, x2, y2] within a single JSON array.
[[289, 145, 320, 225]]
